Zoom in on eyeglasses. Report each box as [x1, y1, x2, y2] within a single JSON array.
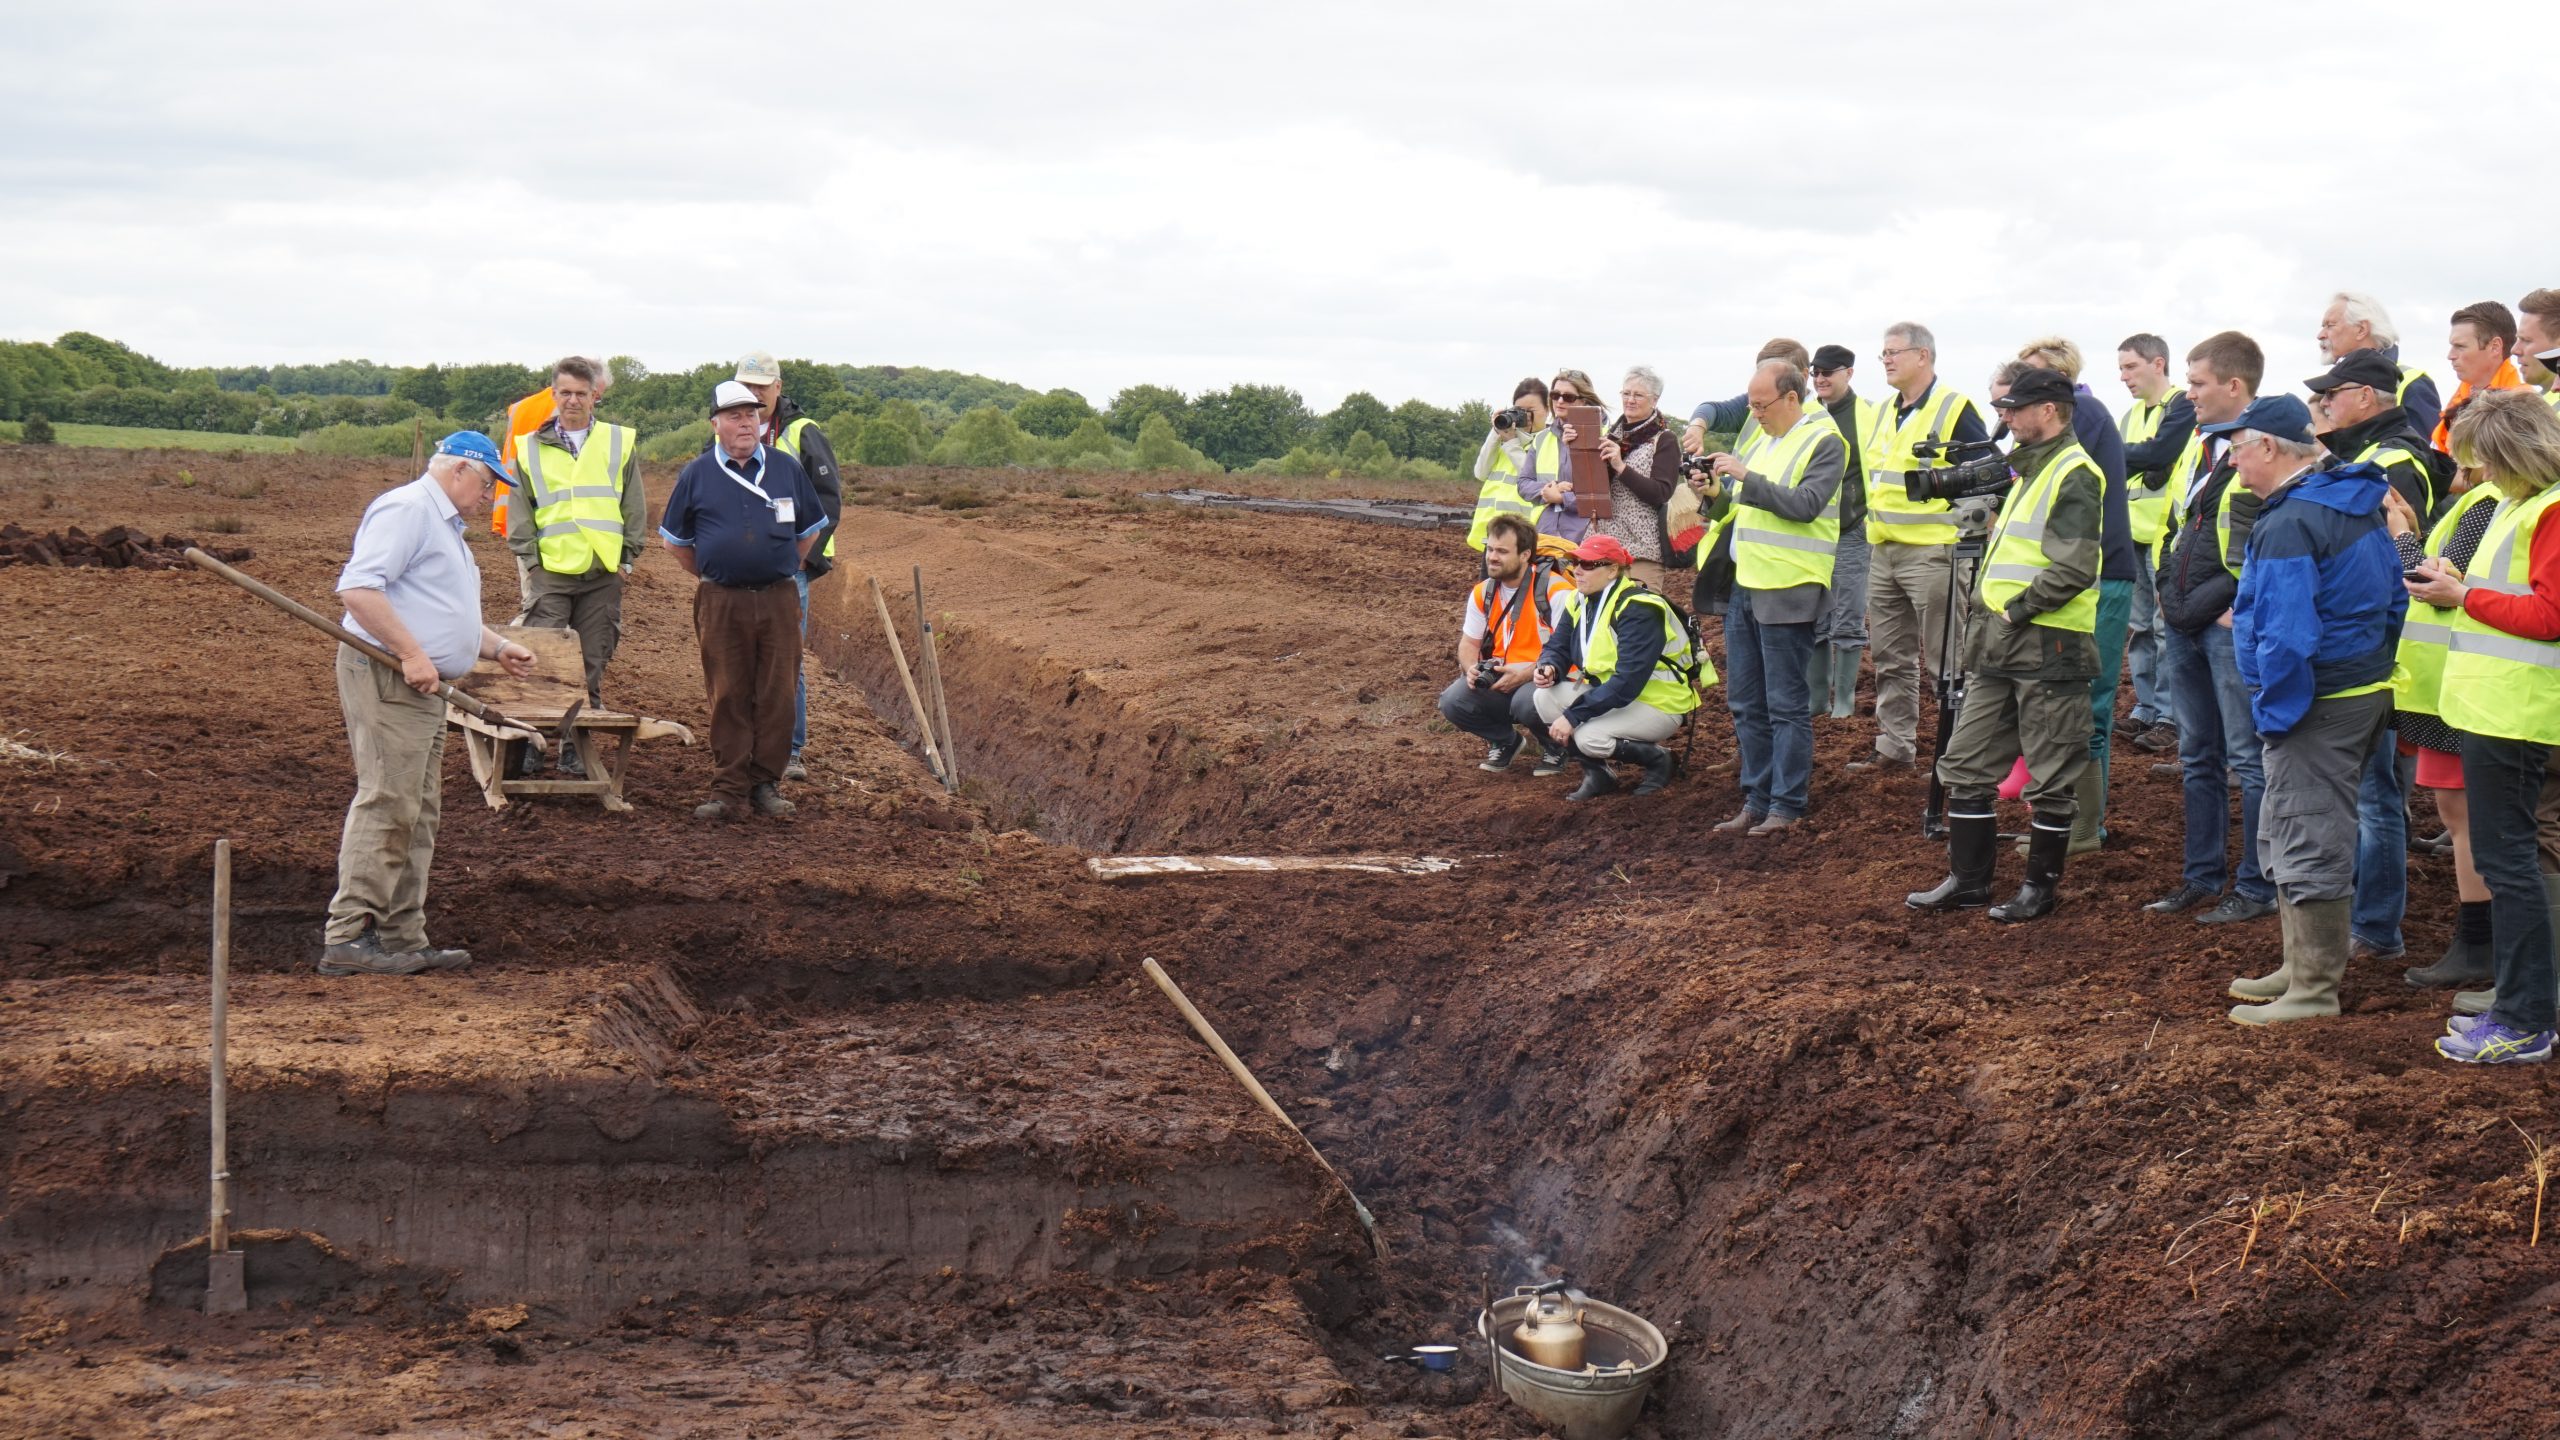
[[1876, 347, 1923, 362], [1809, 366, 1843, 377]]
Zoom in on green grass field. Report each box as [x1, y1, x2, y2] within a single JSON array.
[[0, 421, 298, 453]]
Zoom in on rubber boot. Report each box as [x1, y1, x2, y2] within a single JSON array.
[[1991, 812, 2071, 922], [1806, 643, 1832, 710], [2403, 930, 2494, 989], [2067, 762, 2105, 856], [2229, 898, 2299, 1002], [2453, 987, 2497, 1017], [1829, 647, 1860, 719], [1907, 810, 1997, 911], [1566, 757, 1618, 803], [1615, 739, 1675, 796], [2230, 897, 2347, 1024]]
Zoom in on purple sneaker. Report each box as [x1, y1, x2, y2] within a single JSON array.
[[2435, 1021, 2556, 1065], [2446, 1011, 2496, 1040]]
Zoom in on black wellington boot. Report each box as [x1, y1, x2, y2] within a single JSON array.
[[1907, 809, 1997, 911], [1566, 757, 1619, 802], [1991, 811, 2072, 923], [1615, 740, 1676, 796]]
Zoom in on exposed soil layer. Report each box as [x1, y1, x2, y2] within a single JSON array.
[[5, 447, 2558, 1438]]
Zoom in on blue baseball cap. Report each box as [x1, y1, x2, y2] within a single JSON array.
[[434, 430, 510, 478], [2200, 394, 2316, 446]]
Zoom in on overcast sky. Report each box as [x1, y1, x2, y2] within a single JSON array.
[[5, 1, 2552, 423]]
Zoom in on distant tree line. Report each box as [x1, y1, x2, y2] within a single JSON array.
[[0, 333, 1495, 481]]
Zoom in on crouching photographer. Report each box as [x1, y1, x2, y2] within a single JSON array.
[[1438, 515, 1576, 775], [1531, 535, 1709, 801], [1907, 368, 2102, 922]]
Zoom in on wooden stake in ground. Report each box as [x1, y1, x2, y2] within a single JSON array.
[[206, 839, 246, 1314], [913, 564, 959, 789], [410, 416, 424, 474], [867, 574, 949, 788], [1141, 957, 1388, 1260]]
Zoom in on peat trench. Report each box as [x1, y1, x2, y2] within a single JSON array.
[[2, 604, 2386, 1439]]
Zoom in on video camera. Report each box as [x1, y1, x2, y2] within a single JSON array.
[[1904, 437, 2013, 505]]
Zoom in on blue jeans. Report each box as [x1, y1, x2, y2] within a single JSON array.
[[2160, 623, 2271, 901], [1724, 590, 1816, 818], [2351, 729, 2407, 950], [791, 572, 810, 757], [2125, 549, 2167, 727]]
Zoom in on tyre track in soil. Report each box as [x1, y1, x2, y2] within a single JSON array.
[[2, 449, 2554, 1437]]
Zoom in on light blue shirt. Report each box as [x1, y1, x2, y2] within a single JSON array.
[[337, 474, 484, 680]]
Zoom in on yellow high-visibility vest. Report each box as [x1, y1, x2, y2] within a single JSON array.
[[1564, 579, 1708, 713], [1729, 411, 1845, 592], [516, 423, 635, 575], [2122, 387, 2183, 547], [1864, 384, 1985, 545], [1466, 431, 1544, 550], [2439, 485, 2560, 744], [772, 415, 835, 560], [1978, 441, 2100, 633], [2390, 484, 2504, 717]]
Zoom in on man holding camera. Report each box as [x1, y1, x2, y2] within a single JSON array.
[[1439, 514, 1575, 774], [1532, 534, 1705, 801], [1907, 369, 2102, 923], [1856, 322, 1992, 772], [1696, 360, 1847, 835]]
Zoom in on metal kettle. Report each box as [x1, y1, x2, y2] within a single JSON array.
[[1511, 1282, 1588, 1370]]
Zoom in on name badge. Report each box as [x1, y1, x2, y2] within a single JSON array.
[[773, 497, 796, 526]]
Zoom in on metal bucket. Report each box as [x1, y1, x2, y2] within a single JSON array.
[[1477, 1286, 1668, 1440]]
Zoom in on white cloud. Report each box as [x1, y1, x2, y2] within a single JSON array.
[[1, 0, 2549, 422]]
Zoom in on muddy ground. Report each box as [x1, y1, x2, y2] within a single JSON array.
[[2, 445, 2555, 1438]]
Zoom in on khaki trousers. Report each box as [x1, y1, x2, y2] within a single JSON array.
[[325, 644, 448, 952], [1867, 540, 1968, 763], [1533, 680, 1682, 758], [1933, 668, 2091, 814]]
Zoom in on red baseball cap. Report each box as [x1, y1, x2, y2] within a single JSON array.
[[1570, 534, 1633, 566]]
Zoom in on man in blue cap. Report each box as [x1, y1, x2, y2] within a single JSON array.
[[323, 432, 537, 976], [2218, 395, 2407, 1024]]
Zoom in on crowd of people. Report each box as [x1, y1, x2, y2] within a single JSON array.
[[318, 356, 840, 978], [1446, 291, 2560, 1064]]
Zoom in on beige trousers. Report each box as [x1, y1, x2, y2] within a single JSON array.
[[1534, 680, 1682, 758], [325, 644, 448, 952], [1866, 540, 1968, 763]]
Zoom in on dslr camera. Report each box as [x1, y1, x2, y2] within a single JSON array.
[[1493, 407, 1530, 432], [1469, 658, 1505, 691], [1904, 437, 2014, 504]]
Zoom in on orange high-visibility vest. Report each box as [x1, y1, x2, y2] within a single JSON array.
[[490, 388, 558, 536]]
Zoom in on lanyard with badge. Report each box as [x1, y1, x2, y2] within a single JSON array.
[[719, 449, 796, 528]]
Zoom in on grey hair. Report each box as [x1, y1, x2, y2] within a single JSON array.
[[592, 356, 614, 392], [1989, 358, 2034, 388], [1622, 365, 1664, 400], [2232, 429, 2327, 465], [426, 452, 493, 484], [2449, 388, 2560, 500], [1884, 321, 1937, 356], [2329, 291, 2399, 347]]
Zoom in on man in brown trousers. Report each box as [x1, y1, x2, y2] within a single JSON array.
[[657, 381, 828, 819]]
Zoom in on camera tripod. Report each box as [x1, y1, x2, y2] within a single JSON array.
[[1921, 530, 1989, 840]]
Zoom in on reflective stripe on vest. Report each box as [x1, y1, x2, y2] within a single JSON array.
[[1730, 411, 1844, 592], [2440, 485, 2560, 743], [2389, 484, 2504, 717], [1864, 386, 1981, 545], [1978, 442, 2100, 633], [516, 423, 633, 574], [2122, 388, 2183, 547], [774, 416, 838, 559], [1515, 428, 1565, 513], [1565, 580, 1705, 714], [1467, 436, 1542, 549]]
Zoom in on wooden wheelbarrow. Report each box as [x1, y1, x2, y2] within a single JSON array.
[[447, 625, 692, 813]]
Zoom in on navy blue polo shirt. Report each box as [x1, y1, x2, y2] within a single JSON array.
[[660, 444, 828, 587]]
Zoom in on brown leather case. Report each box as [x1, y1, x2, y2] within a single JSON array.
[[1559, 404, 1611, 519]]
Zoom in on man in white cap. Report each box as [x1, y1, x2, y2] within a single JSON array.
[[734, 350, 844, 780], [659, 382, 830, 820]]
